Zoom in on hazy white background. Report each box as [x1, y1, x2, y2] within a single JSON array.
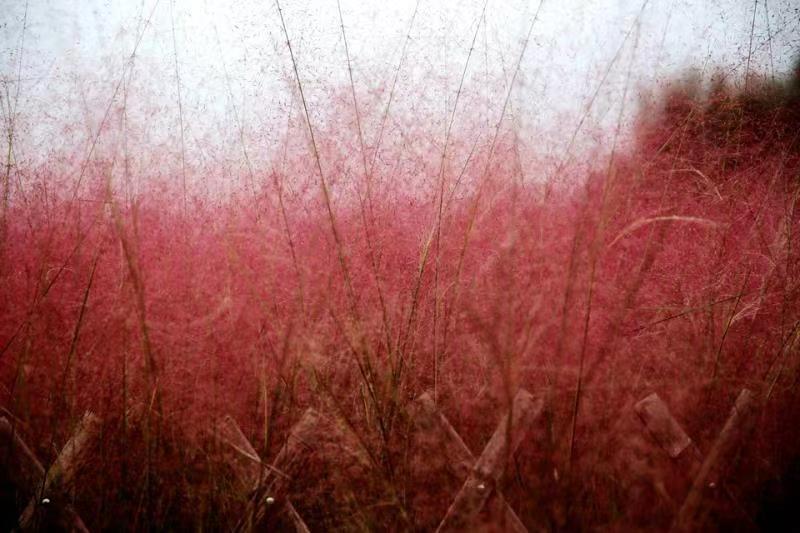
[[1, 0, 798, 192]]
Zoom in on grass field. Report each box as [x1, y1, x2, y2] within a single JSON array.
[[1, 3, 799, 530]]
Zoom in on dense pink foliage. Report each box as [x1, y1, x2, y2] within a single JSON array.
[[1, 72, 799, 530]]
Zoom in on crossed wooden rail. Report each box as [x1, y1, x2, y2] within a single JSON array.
[[634, 389, 758, 532], [411, 390, 545, 532], [216, 411, 315, 532], [216, 406, 375, 532], [1, 412, 98, 531]]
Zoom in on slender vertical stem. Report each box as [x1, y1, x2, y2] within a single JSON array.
[[170, 0, 188, 216]]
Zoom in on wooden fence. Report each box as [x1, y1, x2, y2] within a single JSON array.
[[0, 385, 760, 531]]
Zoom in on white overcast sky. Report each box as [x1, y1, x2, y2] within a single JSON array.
[[1, 0, 798, 189]]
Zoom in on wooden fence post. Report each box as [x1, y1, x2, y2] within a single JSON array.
[[671, 389, 757, 532], [217, 414, 310, 532], [432, 389, 544, 532], [412, 392, 533, 532], [230, 409, 320, 532], [634, 393, 693, 459], [1, 415, 93, 532]]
